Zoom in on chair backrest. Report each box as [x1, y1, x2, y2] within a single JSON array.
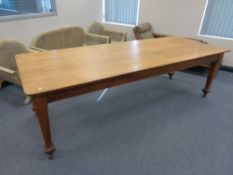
[[87, 22, 105, 35], [133, 22, 154, 40], [31, 26, 85, 50], [62, 26, 85, 48], [0, 40, 29, 70]]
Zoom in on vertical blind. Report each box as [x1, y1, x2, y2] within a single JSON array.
[[200, 0, 233, 39], [105, 0, 139, 25], [0, 0, 53, 16]]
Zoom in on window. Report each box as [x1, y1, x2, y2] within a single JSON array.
[[0, 0, 56, 21], [103, 0, 140, 26], [199, 0, 233, 40]]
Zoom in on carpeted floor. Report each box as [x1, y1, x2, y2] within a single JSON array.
[[0, 71, 232, 175]]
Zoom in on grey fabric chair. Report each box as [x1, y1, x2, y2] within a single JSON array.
[[87, 22, 127, 42], [133, 22, 167, 40], [31, 26, 110, 51], [0, 40, 31, 104]]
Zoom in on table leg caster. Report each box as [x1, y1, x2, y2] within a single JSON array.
[[168, 73, 175, 80], [202, 89, 210, 98], [44, 145, 56, 160], [48, 153, 54, 160]]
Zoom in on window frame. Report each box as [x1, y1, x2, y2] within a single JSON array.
[[198, 0, 233, 41], [102, 0, 140, 27], [0, 0, 57, 22]]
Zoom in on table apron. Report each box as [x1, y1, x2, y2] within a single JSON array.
[[43, 54, 220, 103]]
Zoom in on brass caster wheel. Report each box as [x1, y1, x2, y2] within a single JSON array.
[[48, 154, 54, 160], [168, 73, 174, 80], [202, 89, 209, 98], [44, 146, 56, 160]]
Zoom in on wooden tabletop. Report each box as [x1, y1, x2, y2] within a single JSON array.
[[16, 37, 228, 96]]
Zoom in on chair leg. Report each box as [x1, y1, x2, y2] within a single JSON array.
[[168, 73, 175, 80], [24, 96, 32, 105]]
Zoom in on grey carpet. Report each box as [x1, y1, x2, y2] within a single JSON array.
[[0, 71, 233, 175]]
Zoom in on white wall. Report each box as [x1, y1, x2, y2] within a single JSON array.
[[1, 0, 232, 66], [0, 0, 102, 45], [102, 0, 233, 67]]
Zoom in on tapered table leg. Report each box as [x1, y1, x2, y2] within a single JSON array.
[[203, 54, 223, 97], [32, 95, 56, 159]]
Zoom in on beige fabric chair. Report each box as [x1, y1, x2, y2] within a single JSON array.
[[134, 22, 207, 43], [0, 40, 31, 104], [31, 26, 110, 51], [87, 22, 127, 42], [133, 22, 167, 40]]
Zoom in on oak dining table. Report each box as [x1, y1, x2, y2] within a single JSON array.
[[16, 36, 229, 159]]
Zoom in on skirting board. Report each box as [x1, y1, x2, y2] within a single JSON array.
[[220, 65, 233, 73]]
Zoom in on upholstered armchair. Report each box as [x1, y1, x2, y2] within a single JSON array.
[[31, 26, 110, 51], [133, 22, 168, 40], [87, 22, 127, 42], [133, 22, 207, 43], [0, 40, 31, 104]]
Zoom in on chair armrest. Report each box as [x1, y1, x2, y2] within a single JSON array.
[[0, 66, 16, 75], [28, 48, 40, 53], [104, 30, 127, 42], [84, 33, 110, 45], [30, 46, 47, 52], [0, 66, 21, 86]]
